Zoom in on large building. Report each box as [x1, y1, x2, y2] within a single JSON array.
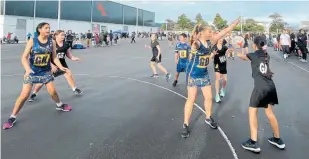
[[0, 0, 158, 41]]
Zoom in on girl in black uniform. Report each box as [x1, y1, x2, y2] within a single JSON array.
[[242, 34, 249, 54], [29, 30, 83, 102], [237, 36, 285, 153], [149, 33, 171, 81], [213, 38, 228, 103]]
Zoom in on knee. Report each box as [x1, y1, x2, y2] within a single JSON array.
[[47, 87, 57, 97], [150, 62, 155, 67]]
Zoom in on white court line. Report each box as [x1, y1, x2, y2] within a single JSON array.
[[2, 73, 239, 159], [270, 51, 309, 73]]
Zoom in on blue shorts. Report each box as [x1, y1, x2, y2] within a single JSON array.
[[228, 44, 233, 48], [176, 62, 187, 73], [23, 71, 54, 84], [186, 74, 211, 87]]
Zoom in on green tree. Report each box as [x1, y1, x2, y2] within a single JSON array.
[[233, 24, 241, 31], [213, 13, 228, 30], [268, 13, 285, 33], [160, 23, 166, 30], [195, 13, 208, 26], [243, 18, 257, 31], [177, 14, 192, 30], [255, 25, 265, 32]]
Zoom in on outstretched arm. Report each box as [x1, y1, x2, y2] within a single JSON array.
[[211, 17, 240, 44], [237, 52, 249, 61]]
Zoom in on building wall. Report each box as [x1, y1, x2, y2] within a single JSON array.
[[3, 0, 155, 26], [1, 15, 158, 41]]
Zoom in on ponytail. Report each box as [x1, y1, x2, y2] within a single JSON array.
[[260, 41, 274, 78], [190, 24, 201, 46]]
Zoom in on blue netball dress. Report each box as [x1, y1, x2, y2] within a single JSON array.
[[24, 37, 54, 84], [175, 42, 190, 72], [186, 40, 212, 87]]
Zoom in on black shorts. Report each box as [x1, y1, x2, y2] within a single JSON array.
[[249, 85, 278, 108], [243, 43, 248, 48], [150, 54, 162, 63], [214, 63, 227, 74], [53, 60, 68, 77]]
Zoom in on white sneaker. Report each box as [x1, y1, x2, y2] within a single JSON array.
[[300, 59, 307, 63]]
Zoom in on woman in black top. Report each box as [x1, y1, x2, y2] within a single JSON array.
[[297, 29, 308, 62], [29, 30, 83, 102], [242, 34, 249, 54], [149, 33, 171, 81], [213, 38, 228, 103], [237, 36, 285, 153]]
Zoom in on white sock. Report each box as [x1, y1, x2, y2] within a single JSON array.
[[72, 87, 76, 91], [56, 102, 63, 107], [10, 115, 16, 118], [32, 92, 37, 95]]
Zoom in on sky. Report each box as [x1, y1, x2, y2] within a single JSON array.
[[114, 0, 309, 27]]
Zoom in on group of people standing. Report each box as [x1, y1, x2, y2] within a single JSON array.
[[147, 17, 285, 153], [3, 18, 287, 154]]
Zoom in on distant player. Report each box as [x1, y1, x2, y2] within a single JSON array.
[[173, 33, 190, 86]]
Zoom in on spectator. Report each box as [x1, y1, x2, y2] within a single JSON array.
[[86, 30, 92, 47], [297, 29, 308, 62]]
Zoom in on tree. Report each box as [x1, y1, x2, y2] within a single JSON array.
[[195, 13, 208, 26], [160, 23, 166, 30], [177, 14, 192, 30], [213, 13, 228, 30], [233, 24, 241, 31], [165, 18, 175, 31], [268, 13, 285, 33], [255, 25, 265, 32]]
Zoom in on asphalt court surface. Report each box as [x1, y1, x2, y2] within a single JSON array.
[[1, 38, 309, 159]]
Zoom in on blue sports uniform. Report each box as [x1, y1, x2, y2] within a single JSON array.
[[175, 42, 190, 73], [24, 37, 54, 84], [186, 40, 212, 87]]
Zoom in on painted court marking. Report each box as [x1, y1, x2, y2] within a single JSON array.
[[2, 73, 239, 159], [269, 51, 309, 73]]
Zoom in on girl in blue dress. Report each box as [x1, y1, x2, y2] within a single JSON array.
[[182, 17, 240, 138]]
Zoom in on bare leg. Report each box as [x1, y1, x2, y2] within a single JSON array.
[[175, 72, 179, 81], [45, 81, 61, 103], [265, 105, 280, 138], [201, 85, 213, 119], [11, 84, 33, 116], [184, 87, 198, 125], [222, 74, 227, 88], [32, 84, 44, 94], [215, 72, 221, 95], [157, 63, 168, 74], [150, 62, 157, 74], [63, 70, 76, 90], [249, 107, 259, 141]]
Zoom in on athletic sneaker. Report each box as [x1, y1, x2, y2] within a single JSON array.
[[28, 93, 37, 102], [205, 117, 218, 129], [56, 104, 72, 112], [172, 80, 178, 87], [215, 94, 221, 103], [220, 88, 225, 97], [268, 137, 285, 149], [166, 73, 171, 82], [241, 139, 261, 153], [181, 124, 190, 138], [300, 59, 307, 63], [283, 54, 288, 61], [3, 117, 16, 130], [151, 74, 159, 78], [73, 88, 83, 95]]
